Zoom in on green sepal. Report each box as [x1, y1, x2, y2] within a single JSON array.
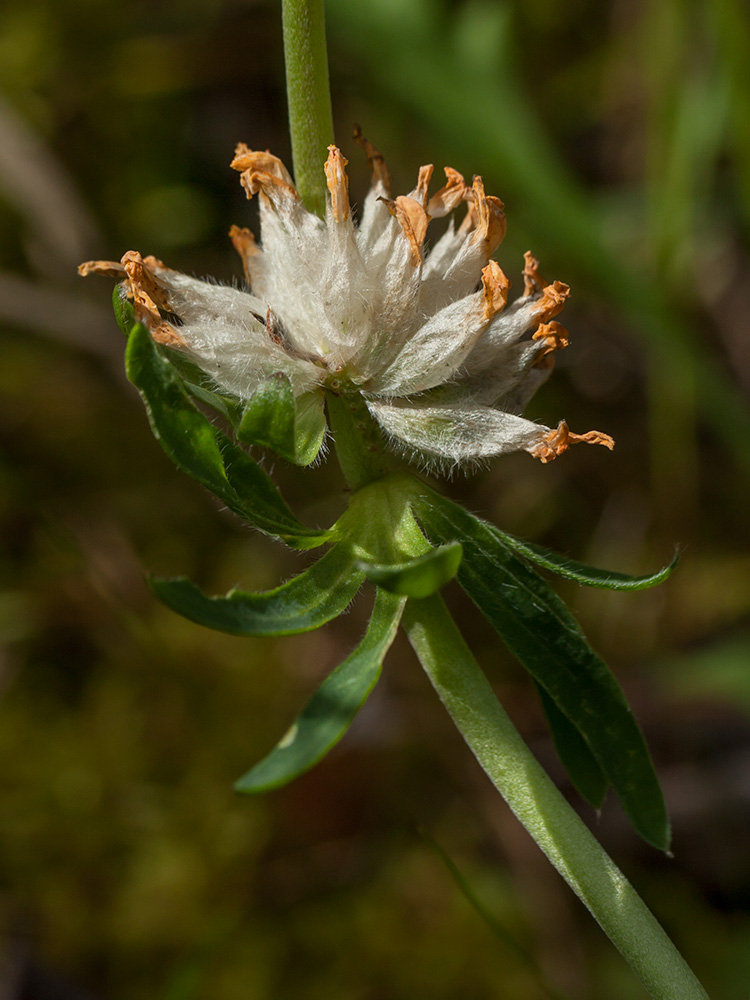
[[113, 285, 136, 337], [234, 588, 405, 793], [150, 542, 364, 636], [535, 682, 608, 809], [237, 373, 326, 466], [125, 323, 331, 549], [358, 541, 463, 598], [415, 491, 670, 852], [160, 349, 246, 427], [494, 528, 679, 590]]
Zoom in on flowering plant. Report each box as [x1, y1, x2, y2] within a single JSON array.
[[78, 0, 708, 995], [79, 134, 666, 830]]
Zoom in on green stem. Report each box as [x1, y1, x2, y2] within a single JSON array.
[[281, 0, 335, 216], [403, 594, 710, 1000], [326, 390, 395, 491]]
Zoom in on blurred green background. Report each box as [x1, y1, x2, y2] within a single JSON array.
[[1, 0, 750, 996]]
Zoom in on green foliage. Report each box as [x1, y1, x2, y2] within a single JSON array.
[[125, 323, 331, 549], [131, 314, 671, 847], [237, 375, 327, 466], [536, 683, 608, 809], [112, 285, 136, 337], [151, 542, 364, 636], [357, 542, 463, 598], [492, 529, 678, 591], [235, 588, 405, 792], [414, 490, 670, 851]]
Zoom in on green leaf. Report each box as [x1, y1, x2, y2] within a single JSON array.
[[535, 682, 608, 809], [150, 542, 364, 636], [112, 285, 136, 337], [358, 542, 463, 598], [125, 324, 331, 549], [493, 529, 678, 590], [235, 588, 405, 792], [181, 378, 244, 426], [415, 491, 670, 851], [238, 373, 326, 466]]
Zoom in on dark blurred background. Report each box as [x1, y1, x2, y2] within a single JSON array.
[[1, 0, 749, 997]]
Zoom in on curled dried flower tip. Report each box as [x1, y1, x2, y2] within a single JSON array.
[[382, 195, 430, 265], [353, 124, 392, 195], [324, 145, 351, 223], [231, 148, 299, 203], [325, 147, 352, 219], [427, 167, 468, 218], [465, 176, 506, 254], [78, 259, 126, 278], [532, 421, 615, 463], [481, 260, 510, 320], [533, 320, 570, 356], [228, 225, 260, 284], [534, 280, 570, 324], [120, 251, 186, 348], [414, 164, 434, 208], [523, 251, 548, 296], [231, 147, 293, 184]]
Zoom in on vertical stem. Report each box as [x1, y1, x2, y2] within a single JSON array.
[[326, 390, 393, 492], [403, 594, 710, 1000], [281, 0, 335, 216]]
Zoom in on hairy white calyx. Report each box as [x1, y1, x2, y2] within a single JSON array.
[[80, 132, 613, 471]]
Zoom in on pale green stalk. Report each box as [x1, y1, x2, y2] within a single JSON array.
[[281, 0, 335, 216], [402, 593, 710, 1000]]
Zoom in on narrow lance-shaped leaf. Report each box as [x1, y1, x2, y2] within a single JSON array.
[[492, 527, 678, 591], [415, 490, 670, 852], [150, 542, 364, 636], [235, 588, 406, 793], [535, 682, 608, 810], [238, 373, 327, 466], [358, 542, 463, 598], [125, 324, 331, 549]]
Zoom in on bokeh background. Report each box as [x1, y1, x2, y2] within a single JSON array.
[[2, 0, 750, 996]]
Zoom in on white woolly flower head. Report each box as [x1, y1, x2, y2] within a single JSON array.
[[80, 131, 613, 472]]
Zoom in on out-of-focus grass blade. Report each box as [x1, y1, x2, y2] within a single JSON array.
[[419, 829, 570, 1000]]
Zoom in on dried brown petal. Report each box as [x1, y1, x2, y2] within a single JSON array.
[[531, 421, 615, 463], [231, 147, 299, 203], [78, 259, 126, 278], [466, 176, 506, 255], [426, 167, 468, 218], [481, 260, 510, 320], [228, 225, 260, 284], [353, 124, 392, 195], [533, 280, 570, 324], [120, 250, 186, 348], [414, 164, 434, 208], [382, 195, 430, 266], [532, 320, 569, 357], [523, 251, 548, 296], [324, 145, 351, 223]]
